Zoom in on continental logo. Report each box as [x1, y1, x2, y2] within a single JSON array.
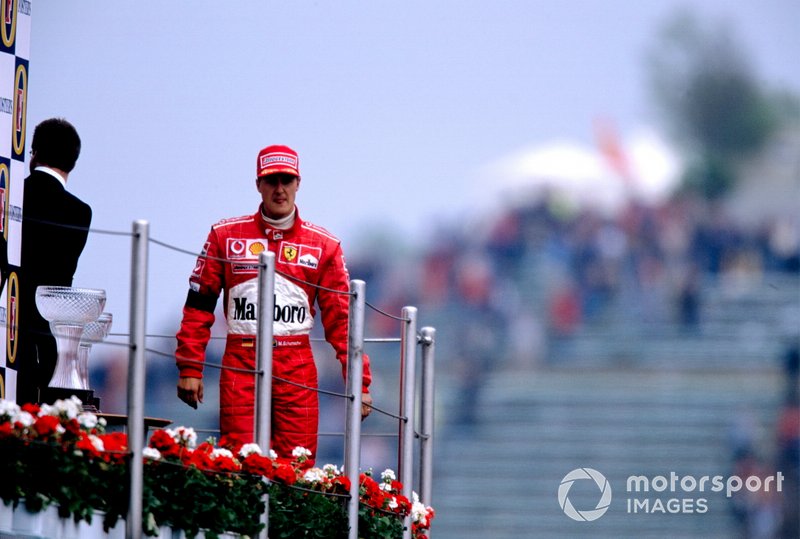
[[2, 0, 17, 50], [12, 60, 27, 159], [6, 271, 18, 363], [0, 162, 7, 238]]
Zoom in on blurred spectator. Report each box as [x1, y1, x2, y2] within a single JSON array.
[[450, 255, 506, 428]]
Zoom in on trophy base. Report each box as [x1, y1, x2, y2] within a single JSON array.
[[40, 387, 101, 412]]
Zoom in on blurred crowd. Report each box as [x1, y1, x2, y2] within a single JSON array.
[[353, 192, 799, 369]]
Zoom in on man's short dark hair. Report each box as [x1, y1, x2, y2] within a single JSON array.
[[31, 118, 81, 172]]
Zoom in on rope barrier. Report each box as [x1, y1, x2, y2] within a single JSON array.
[[21, 216, 132, 237], [365, 301, 410, 322]]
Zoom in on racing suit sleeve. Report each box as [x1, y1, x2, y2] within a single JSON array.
[[175, 227, 224, 379], [317, 241, 372, 393]]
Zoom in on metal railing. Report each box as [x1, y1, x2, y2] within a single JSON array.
[[120, 220, 437, 538]]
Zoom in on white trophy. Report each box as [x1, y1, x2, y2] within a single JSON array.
[[78, 312, 113, 391], [35, 286, 106, 407]]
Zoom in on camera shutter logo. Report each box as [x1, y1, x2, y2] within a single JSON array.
[[558, 468, 612, 521]]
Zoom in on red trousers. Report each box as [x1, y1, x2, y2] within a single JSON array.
[[219, 335, 319, 466]]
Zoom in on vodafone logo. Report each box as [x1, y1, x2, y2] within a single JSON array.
[[558, 468, 612, 521]]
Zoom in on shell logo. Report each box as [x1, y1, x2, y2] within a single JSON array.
[[248, 241, 266, 256]]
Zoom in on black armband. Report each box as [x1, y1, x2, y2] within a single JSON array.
[[185, 289, 218, 313]]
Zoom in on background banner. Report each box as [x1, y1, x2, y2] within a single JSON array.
[[0, 0, 31, 402]]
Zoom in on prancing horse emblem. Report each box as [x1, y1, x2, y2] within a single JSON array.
[[283, 245, 298, 262]]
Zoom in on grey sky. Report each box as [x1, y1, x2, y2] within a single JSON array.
[[25, 1, 800, 330]]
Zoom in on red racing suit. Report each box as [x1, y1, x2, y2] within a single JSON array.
[[175, 206, 371, 462]]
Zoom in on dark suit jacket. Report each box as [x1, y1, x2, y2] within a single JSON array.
[[16, 169, 92, 404]]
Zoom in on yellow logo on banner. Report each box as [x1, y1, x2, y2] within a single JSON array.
[[283, 245, 298, 262], [7, 271, 18, 364], [12, 63, 27, 158], [2, 0, 18, 49]]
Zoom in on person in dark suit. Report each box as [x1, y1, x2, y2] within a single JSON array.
[[16, 118, 92, 405]]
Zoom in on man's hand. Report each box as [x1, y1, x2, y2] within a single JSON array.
[[177, 376, 204, 409], [361, 392, 372, 420]]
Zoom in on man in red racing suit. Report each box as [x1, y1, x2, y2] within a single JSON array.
[[175, 144, 372, 465]]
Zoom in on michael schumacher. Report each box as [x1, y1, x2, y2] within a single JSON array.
[[174, 144, 372, 466]]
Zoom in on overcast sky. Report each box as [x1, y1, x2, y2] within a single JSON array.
[[25, 0, 800, 331]]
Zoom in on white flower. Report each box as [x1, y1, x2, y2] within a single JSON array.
[[77, 412, 99, 430], [291, 446, 312, 459], [303, 468, 325, 484], [65, 396, 83, 418], [388, 496, 399, 510], [411, 492, 430, 525], [211, 448, 234, 460], [379, 481, 394, 492], [239, 443, 262, 458], [380, 469, 396, 482], [269, 449, 278, 460], [15, 411, 35, 428], [98, 417, 107, 428], [38, 403, 57, 417], [143, 447, 162, 460], [322, 463, 341, 477], [88, 434, 104, 452], [166, 426, 197, 448], [42, 396, 82, 420], [0, 399, 20, 420]]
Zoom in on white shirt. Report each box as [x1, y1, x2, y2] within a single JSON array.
[[34, 166, 67, 189]]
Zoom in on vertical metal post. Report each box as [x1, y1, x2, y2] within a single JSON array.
[[419, 327, 436, 509], [255, 251, 275, 539], [126, 220, 148, 539], [344, 280, 366, 539], [398, 306, 417, 539]]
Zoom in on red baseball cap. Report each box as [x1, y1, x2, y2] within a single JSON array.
[[256, 145, 300, 178]]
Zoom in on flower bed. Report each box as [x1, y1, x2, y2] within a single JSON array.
[[0, 397, 434, 538]]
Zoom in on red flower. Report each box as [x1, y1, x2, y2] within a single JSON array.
[[242, 454, 274, 478], [0, 422, 13, 438], [212, 455, 240, 473], [75, 432, 101, 458], [21, 403, 40, 415], [359, 475, 386, 509], [149, 429, 181, 459], [332, 475, 351, 493], [100, 432, 129, 463], [186, 449, 213, 470], [149, 429, 175, 450], [33, 415, 61, 437], [273, 463, 298, 485], [63, 418, 82, 438], [195, 441, 215, 454], [394, 494, 411, 515]]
